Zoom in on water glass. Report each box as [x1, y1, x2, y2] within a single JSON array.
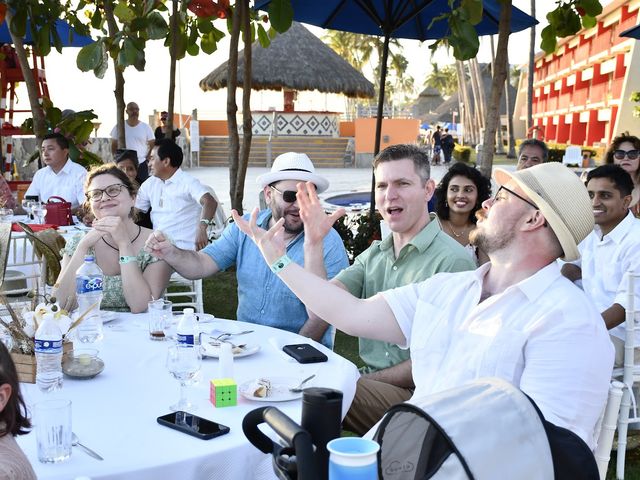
[[0, 207, 13, 223], [34, 398, 72, 463], [148, 299, 172, 341], [327, 437, 380, 480], [32, 203, 47, 224], [166, 344, 201, 411]]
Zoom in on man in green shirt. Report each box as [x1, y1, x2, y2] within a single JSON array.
[[300, 144, 475, 434]]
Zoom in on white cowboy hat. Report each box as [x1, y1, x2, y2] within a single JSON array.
[[256, 152, 329, 193], [494, 162, 593, 262]]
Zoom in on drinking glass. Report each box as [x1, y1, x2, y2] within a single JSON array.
[[34, 399, 72, 463], [32, 203, 47, 224], [166, 344, 201, 411], [327, 437, 380, 480], [148, 299, 172, 340], [21, 199, 34, 220], [0, 207, 13, 223]]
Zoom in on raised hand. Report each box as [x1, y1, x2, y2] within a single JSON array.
[[231, 208, 287, 264], [144, 230, 175, 259], [92, 216, 130, 248], [296, 181, 346, 246]]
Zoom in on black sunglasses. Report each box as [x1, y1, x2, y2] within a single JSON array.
[[270, 185, 297, 203], [494, 186, 539, 210], [613, 149, 639, 160]]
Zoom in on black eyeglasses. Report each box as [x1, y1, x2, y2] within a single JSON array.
[[613, 149, 639, 160], [270, 185, 297, 203], [493, 186, 539, 210], [86, 183, 128, 202]]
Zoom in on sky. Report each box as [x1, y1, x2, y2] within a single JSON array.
[[10, 0, 613, 136]]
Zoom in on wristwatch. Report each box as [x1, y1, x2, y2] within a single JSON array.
[[200, 219, 212, 226]]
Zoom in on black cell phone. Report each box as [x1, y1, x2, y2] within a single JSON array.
[[25, 195, 39, 202], [282, 343, 328, 364], [157, 411, 230, 440]]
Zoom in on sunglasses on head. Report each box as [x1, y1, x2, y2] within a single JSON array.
[[270, 185, 297, 203], [613, 149, 639, 160]]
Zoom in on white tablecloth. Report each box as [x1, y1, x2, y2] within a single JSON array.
[[17, 314, 359, 480]]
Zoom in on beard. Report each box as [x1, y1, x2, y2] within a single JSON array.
[[469, 211, 514, 254], [271, 202, 303, 235]]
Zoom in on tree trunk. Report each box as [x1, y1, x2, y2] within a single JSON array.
[[166, 0, 179, 139], [504, 51, 517, 158], [458, 61, 477, 145], [479, 0, 511, 178], [227, 0, 241, 211], [5, 9, 46, 144], [234, 0, 252, 215], [490, 36, 505, 155], [104, 0, 126, 149], [527, 0, 536, 131], [469, 58, 486, 136]]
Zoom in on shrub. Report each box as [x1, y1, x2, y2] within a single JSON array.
[[452, 144, 472, 163]]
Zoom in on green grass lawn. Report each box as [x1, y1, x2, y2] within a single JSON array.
[[199, 266, 637, 478]]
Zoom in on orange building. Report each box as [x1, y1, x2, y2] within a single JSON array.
[[514, 0, 640, 148]]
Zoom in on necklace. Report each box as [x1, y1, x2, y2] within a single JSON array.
[[447, 220, 469, 238], [102, 225, 142, 251]]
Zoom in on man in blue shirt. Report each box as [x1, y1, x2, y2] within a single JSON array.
[[145, 152, 349, 347]]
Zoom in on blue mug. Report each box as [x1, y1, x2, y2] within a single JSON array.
[[327, 437, 380, 480]]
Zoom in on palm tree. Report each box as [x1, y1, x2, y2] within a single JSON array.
[[527, 0, 536, 131], [424, 63, 458, 97]]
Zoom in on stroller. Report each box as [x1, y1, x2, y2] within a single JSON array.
[[243, 378, 599, 479]]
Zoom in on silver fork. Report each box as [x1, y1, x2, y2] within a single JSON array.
[[214, 330, 254, 340]]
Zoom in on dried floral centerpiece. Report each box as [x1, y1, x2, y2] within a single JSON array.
[[0, 292, 95, 383]]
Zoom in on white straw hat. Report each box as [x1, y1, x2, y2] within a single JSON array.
[[493, 162, 593, 262], [256, 152, 329, 193]]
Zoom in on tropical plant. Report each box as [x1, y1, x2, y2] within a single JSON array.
[[631, 91, 640, 118], [424, 63, 458, 97], [20, 98, 102, 168]]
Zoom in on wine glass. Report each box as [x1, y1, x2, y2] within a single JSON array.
[[21, 199, 34, 220], [166, 345, 201, 411], [32, 203, 47, 225]]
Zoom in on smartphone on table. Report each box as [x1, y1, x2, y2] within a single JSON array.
[[157, 411, 230, 440], [283, 343, 328, 364]]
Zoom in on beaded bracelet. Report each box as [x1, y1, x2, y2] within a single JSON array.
[[270, 254, 292, 274]]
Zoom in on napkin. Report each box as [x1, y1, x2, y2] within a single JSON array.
[[268, 337, 296, 363]]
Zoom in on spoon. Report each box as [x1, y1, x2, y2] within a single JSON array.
[[72, 433, 104, 461], [289, 374, 316, 393]]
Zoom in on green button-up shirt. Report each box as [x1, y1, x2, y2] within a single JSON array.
[[335, 216, 476, 372]]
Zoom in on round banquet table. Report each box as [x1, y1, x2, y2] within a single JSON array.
[[16, 313, 360, 480]]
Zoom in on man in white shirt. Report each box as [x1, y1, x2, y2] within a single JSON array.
[[25, 132, 87, 211], [232, 162, 614, 450], [562, 164, 640, 366], [135, 139, 217, 250], [110, 102, 154, 181]]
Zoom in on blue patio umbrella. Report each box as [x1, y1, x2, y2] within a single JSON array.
[[254, 0, 537, 216], [621, 24, 640, 39], [0, 18, 93, 47]]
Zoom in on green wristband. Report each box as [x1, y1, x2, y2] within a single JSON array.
[[119, 255, 137, 265], [270, 254, 292, 274]]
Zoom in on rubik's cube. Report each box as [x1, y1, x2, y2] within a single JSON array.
[[210, 379, 237, 407]]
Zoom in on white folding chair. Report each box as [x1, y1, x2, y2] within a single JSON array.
[[612, 270, 640, 479], [164, 273, 203, 313], [594, 381, 624, 479], [3, 233, 45, 296], [562, 145, 583, 166]]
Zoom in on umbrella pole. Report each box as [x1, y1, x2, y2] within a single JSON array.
[[369, 32, 391, 227]]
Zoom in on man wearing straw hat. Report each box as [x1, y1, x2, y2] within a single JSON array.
[[230, 162, 614, 449], [145, 152, 348, 347]]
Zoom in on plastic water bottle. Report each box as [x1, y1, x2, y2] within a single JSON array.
[[176, 308, 197, 346], [34, 313, 63, 393], [75, 255, 104, 343]]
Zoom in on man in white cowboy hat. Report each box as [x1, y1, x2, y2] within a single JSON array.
[[231, 162, 614, 448], [145, 152, 348, 347]]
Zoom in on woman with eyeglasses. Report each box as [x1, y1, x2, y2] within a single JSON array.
[[605, 133, 640, 216], [53, 165, 172, 313]]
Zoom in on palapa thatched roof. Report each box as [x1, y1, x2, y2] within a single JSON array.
[[413, 87, 445, 118], [199, 22, 375, 99]]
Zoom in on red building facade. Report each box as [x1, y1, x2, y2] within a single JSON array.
[[515, 0, 640, 148]]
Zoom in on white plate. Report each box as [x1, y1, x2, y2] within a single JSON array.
[[239, 377, 304, 402], [201, 342, 260, 358], [196, 313, 216, 323]]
